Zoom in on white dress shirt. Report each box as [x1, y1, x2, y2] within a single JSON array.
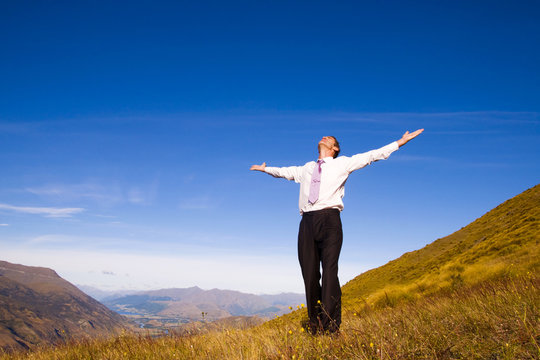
[[264, 141, 399, 214]]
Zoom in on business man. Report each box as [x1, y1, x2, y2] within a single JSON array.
[[250, 129, 423, 334]]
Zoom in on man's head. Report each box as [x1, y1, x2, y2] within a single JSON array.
[[318, 136, 340, 158]]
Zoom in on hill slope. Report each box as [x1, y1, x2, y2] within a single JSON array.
[[342, 184, 540, 309], [0, 261, 129, 351]]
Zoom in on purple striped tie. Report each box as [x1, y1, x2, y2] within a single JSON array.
[[308, 159, 324, 204]]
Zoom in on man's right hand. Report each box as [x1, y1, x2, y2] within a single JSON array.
[[250, 162, 266, 172]]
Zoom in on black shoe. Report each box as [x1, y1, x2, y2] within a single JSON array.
[[323, 326, 340, 337], [301, 319, 323, 335]]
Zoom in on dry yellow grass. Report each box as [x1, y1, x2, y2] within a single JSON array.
[[2, 274, 538, 359]]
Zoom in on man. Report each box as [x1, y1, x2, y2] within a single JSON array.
[[250, 129, 423, 334]]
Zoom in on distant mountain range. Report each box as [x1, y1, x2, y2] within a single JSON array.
[[0, 260, 304, 351], [78, 285, 305, 328], [0, 261, 128, 351]]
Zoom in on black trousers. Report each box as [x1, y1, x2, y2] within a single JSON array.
[[298, 208, 343, 332]]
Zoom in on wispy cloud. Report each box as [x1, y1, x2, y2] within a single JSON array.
[[179, 195, 216, 210], [26, 183, 123, 205], [26, 180, 158, 207], [346, 111, 539, 123], [0, 203, 85, 218], [26, 234, 145, 248], [0, 223, 8, 226], [127, 187, 146, 204], [393, 154, 514, 168], [297, 110, 540, 128], [29, 234, 76, 244], [80, 110, 536, 129], [393, 154, 445, 162], [0, 122, 37, 134]]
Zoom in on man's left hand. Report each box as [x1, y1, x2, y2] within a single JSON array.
[[397, 129, 424, 147]]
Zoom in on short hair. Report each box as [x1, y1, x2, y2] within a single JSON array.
[[329, 136, 340, 158]]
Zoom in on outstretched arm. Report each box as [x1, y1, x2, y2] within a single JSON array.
[[250, 162, 303, 182], [397, 129, 424, 147], [250, 162, 266, 172]]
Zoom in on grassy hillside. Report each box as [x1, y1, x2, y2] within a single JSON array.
[[341, 183, 539, 310]]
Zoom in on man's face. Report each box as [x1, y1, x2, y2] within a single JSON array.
[[318, 136, 338, 154]]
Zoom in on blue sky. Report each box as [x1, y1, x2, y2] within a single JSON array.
[[1, 1, 539, 294]]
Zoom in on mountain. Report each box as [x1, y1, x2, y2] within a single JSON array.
[[75, 285, 140, 302], [0, 261, 129, 351], [342, 183, 540, 309], [101, 287, 305, 328]]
